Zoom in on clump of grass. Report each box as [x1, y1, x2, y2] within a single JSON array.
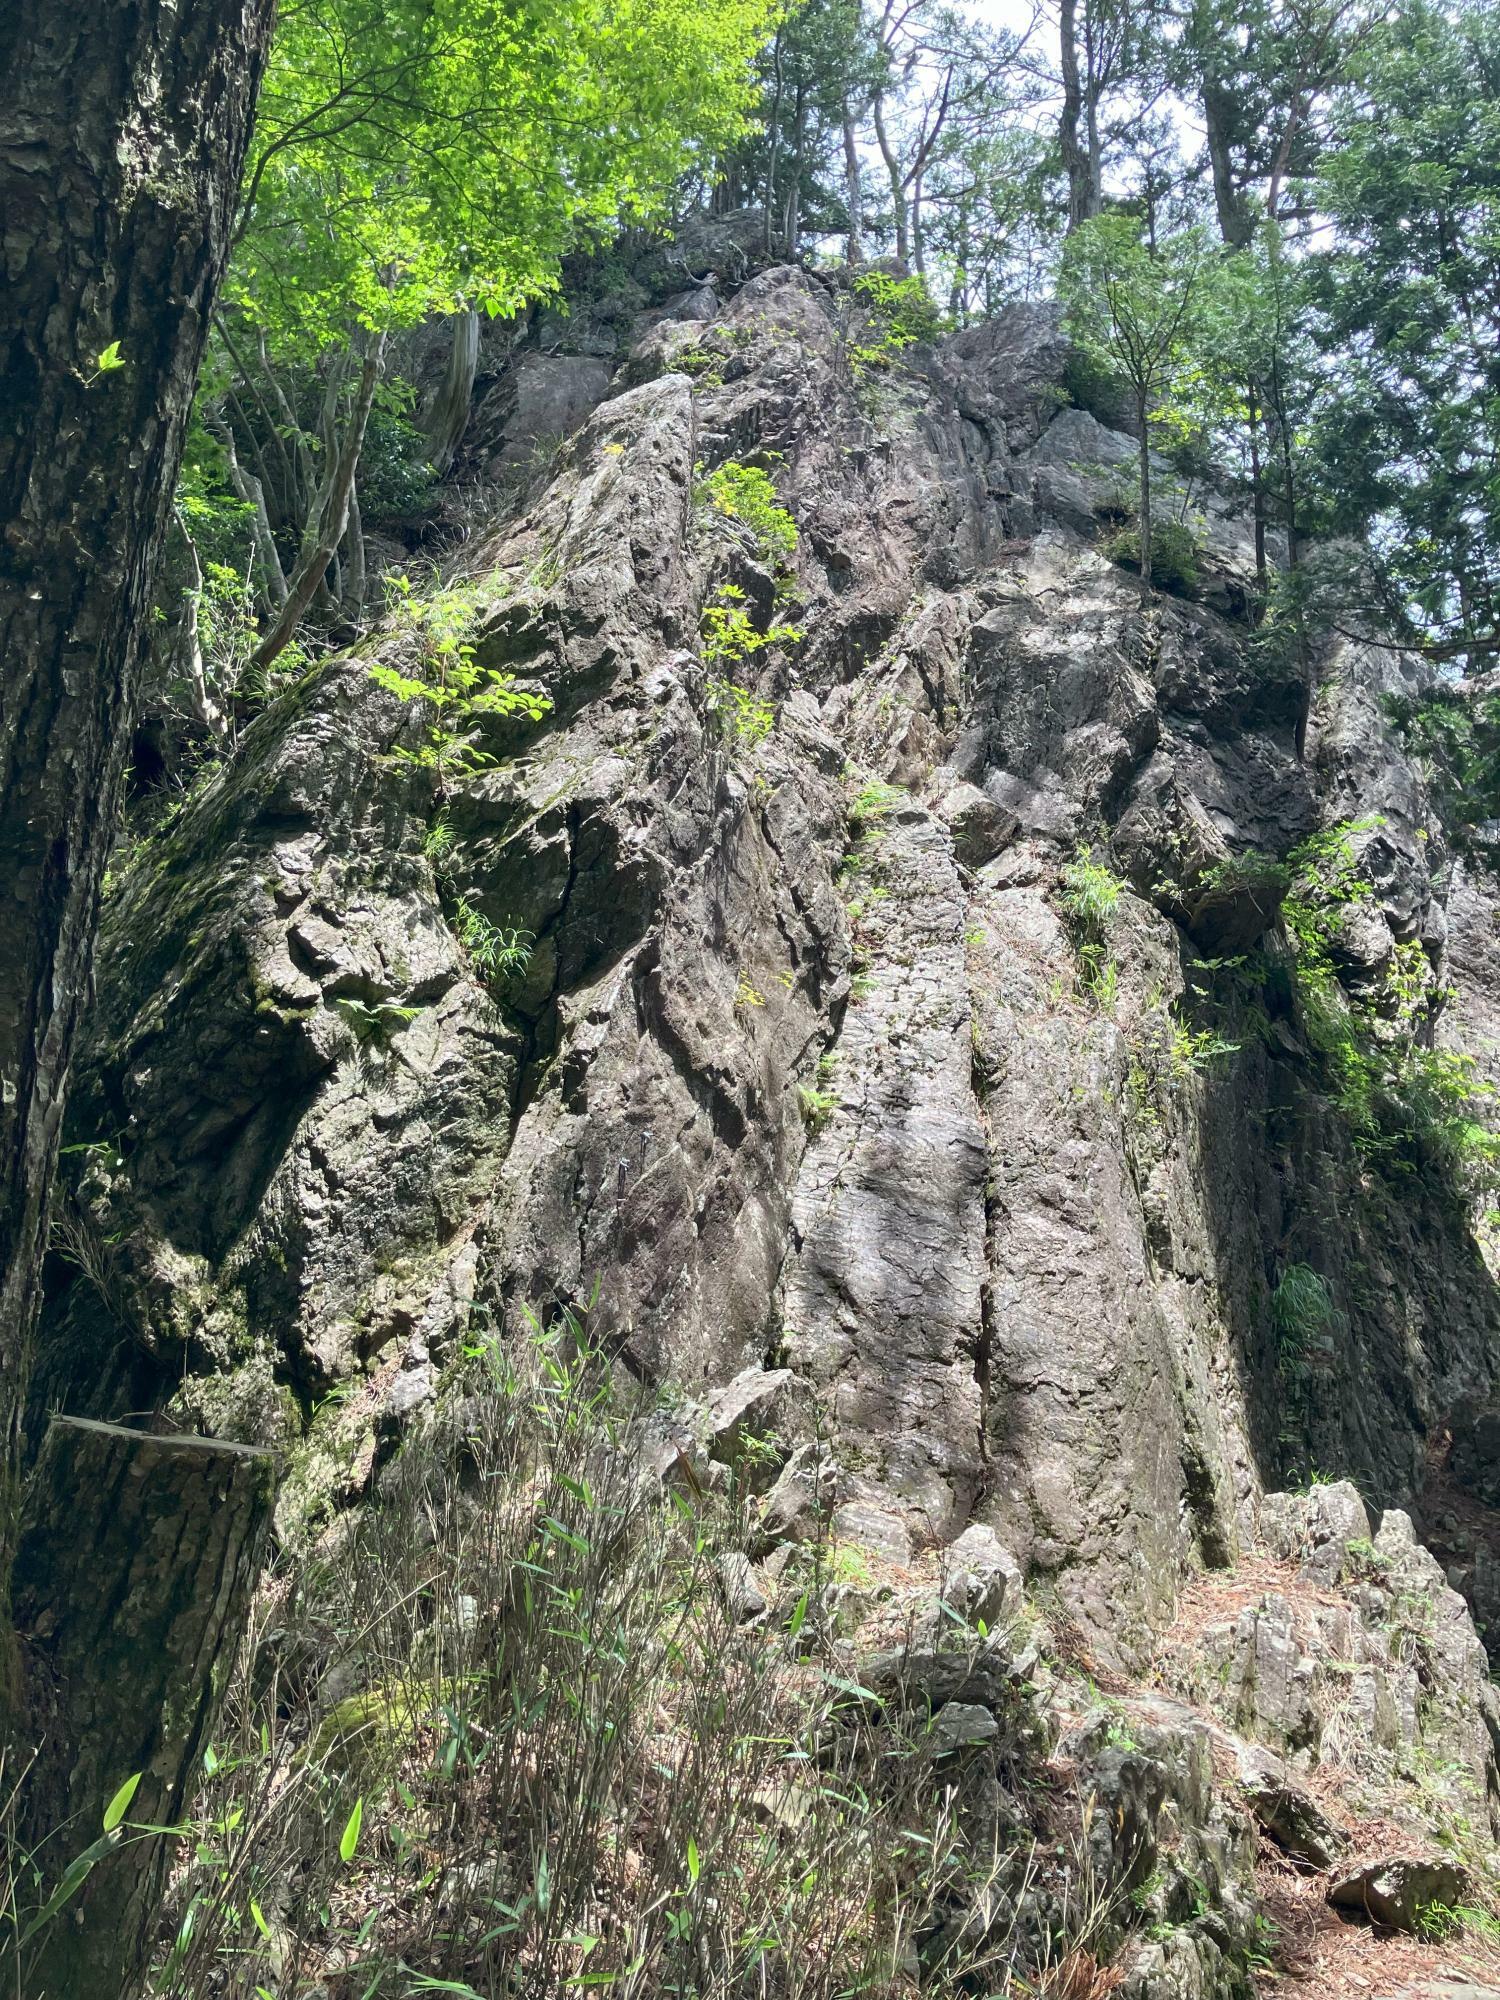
[[134, 1313, 1109, 1999]]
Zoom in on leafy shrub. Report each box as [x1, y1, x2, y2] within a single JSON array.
[[699, 584, 802, 679], [705, 675, 775, 747], [369, 569, 551, 777], [1278, 817, 1500, 1198], [846, 272, 946, 372], [1103, 519, 1201, 596], [697, 461, 799, 566], [1059, 846, 1125, 1007], [358, 402, 439, 527]]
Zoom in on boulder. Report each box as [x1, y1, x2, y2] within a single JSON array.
[[938, 1523, 1023, 1632], [706, 1366, 800, 1487], [1234, 1745, 1346, 1869], [717, 1552, 768, 1625], [1328, 1856, 1467, 1932]]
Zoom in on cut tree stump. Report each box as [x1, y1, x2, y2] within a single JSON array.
[[6, 1416, 276, 1998]]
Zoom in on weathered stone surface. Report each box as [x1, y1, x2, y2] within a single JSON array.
[[1328, 1856, 1467, 1932], [39, 259, 1500, 1713], [1233, 1745, 1346, 1868], [1450, 1400, 1500, 1508], [706, 1366, 801, 1484]]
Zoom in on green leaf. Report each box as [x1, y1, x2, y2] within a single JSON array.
[[250, 1895, 271, 1939], [339, 1796, 364, 1863], [102, 1771, 142, 1832], [786, 1587, 809, 1640], [685, 1835, 700, 1884], [94, 339, 125, 375]]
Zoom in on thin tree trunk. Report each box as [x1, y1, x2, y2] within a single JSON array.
[[6, 1418, 276, 2000], [203, 407, 288, 608], [872, 93, 910, 262], [343, 473, 367, 616], [1247, 381, 1268, 614], [0, 0, 275, 1580], [764, 30, 785, 257], [251, 334, 388, 672], [1137, 388, 1153, 599], [842, 105, 864, 264], [424, 308, 480, 476]]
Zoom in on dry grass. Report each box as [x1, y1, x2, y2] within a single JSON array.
[[97, 1315, 1132, 2000]]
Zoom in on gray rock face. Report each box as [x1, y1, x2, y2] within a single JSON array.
[[40, 261, 1500, 1700]]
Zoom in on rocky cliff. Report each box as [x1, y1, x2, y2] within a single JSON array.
[[37, 245, 1500, 1993]]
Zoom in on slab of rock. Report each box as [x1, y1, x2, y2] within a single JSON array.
[[717, 1552, 768, 1624], [1328, 1857, 1467, 1932], [706, 1366, 799, 1486], [938, 779, 1018, 869], [928, 1701, 999, 1755], [831, 1500, 912, 1565], [755, 1441, 840, 1550], [1235, 1745, 1346, 1869], [939, 1523, 1023, 1631]]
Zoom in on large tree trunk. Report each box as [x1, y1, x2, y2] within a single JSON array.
[[1058, 0, 1092, 233], [7, 1418, 276, 1999], [0, 0, 276, 1567]]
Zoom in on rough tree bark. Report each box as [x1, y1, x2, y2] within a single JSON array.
[[424, 309, 482, 477], [0, 0, 277, 1560], [1058, 0, 1092, 233], [7, 1419, 276, 1999]]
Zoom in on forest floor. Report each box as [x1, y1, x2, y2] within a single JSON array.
[[1255, 1849, 1500, 1996]]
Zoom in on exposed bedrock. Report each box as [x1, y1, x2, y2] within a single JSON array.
[[39, 263, 1500, 1704]]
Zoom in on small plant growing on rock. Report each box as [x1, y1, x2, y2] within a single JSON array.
[[842, 271, 946, 375], [369, 568, 550, 780], [705, 673, 775, 747], [797, 1082, 840, 1133], [1059, 846, 1125, 1007], [1104, 517, 1203, 597], [697, 460, 799, 566], [699, 584, 803, 671]]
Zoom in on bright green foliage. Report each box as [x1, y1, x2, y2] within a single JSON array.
[[1059, 846, 1124, 1007], [1309, 0, 1500, 659], [698, 461, 799, 566], [1280, 818, 1500, 1196], [424, 812, 534, 983], [844, 271, 946, 372], [232, 0, 775, 349], [1060, 219, 1215, 591], [845, 777, 904, 833], [1103, 518, 1202, 596], [368, 570, 550, 777], [1387, 684, 1500, 858], [705, 676, 776, 747], [1059, 846, 1123, 930], [699, 585, 803, 670]]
